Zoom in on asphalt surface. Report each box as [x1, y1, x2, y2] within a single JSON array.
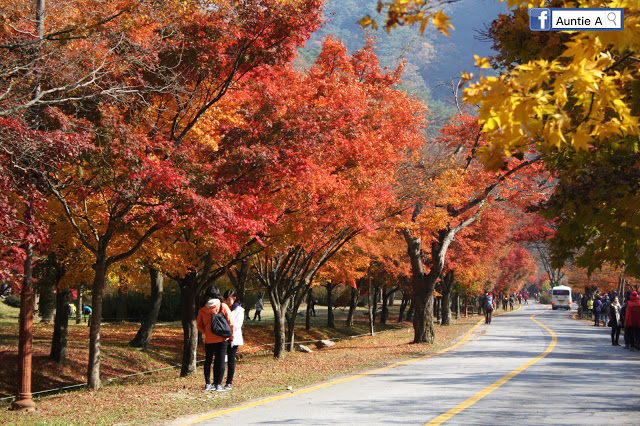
[[179, 301, 640, 425]]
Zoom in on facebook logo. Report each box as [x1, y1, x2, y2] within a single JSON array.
[[530, 8, 551, 31]]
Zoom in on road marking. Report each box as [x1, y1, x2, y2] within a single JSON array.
[[179, 318, 486, 425], [425, 307, 557, 425]]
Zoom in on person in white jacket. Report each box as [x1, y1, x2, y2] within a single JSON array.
[[222, 290, 244, 390]]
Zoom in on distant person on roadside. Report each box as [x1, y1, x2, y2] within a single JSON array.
[[517, 293, 522, 305], [609, 296, 622, 346], [593, 295, 603, 326], [502, 295, 508, 310], [197, 286, 234, 392], [581, 294, 589, 319], [484, 292, 495, 324], [587, 296, 594, 319], [524, 293, 529, 305], [253, 293, 263, 321], [509, 295, 515, 311], [624, 290, 640, 351], [223, 290, 244, 391], [600, 294, 609, 326]]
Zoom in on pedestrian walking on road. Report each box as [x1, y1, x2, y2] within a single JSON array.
[[509, 295, 515, 311], [223, 290, 244, 391], [253, 293, 264, 321], [587, 297, 594, 319], [524, 294, 529, 305], [484, 292, 495, 324], [609, 296, 622, 346], [197, 286, 234, 392], [593, 295, 603, 326], [502, 295, 508, 311], [624, 290, 640, 351]]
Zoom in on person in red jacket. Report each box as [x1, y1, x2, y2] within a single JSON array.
[[197, 286, 234, 391], [624, 290, 640, 351]]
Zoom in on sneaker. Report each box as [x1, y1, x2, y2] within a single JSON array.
[[224, 384, 232, 390], [215, 385, 227, 392], [204, 384, 214, 391]]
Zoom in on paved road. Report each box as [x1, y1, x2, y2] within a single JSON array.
[[180, 302, 640, 425]]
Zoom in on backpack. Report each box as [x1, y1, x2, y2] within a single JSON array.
[[211, 311, 232, 338], [485, 296, 494, 309]]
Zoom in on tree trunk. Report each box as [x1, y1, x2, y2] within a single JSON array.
[[228, 260, 249, 303], [271, 296, 288, 359], [306, 291, 312, 331], [326, 282, 335, 328], [381, 287, 399, 325], [398, 294, 409, 323], [371, 286, 380, 325], [130, 268, 164, 349], [367, 276, 374, 336], [75, 288, 82, 324], [179, 276, 198, 377], [406, 302, 413, 321], [455, 293, 460, 320], [381, 287, 389, 324], [285, 310, 296, 352], [440, 271, 454, 326], [346, 285, 359, 327], [116, 287, 127, 322], [87, 256, 107, 390], [38, 275, 55, 324], [49, 289, 70, 363]]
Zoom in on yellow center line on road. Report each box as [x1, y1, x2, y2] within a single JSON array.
[[425, 306, 557, 426], [180, 316, 490, 425]]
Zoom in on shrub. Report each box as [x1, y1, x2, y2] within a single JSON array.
[[3, 294, 21, 308]]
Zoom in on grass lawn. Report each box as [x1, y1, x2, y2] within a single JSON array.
[[0, 300, 484, 425]]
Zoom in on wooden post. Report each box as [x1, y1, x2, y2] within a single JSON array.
[[12, 244, 36, 412]]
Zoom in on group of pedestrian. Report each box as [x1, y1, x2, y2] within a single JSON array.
[[611, 290, 640, 350], [196, 287, 245, 392], [579, 289, 640, 350]]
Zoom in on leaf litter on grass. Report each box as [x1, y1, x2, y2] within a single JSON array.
[[0, 312, 482, 425]]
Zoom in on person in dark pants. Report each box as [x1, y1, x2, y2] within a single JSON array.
[[223, 290, 244, 390], [253, 294, 263, 321], [609, 296, 622, 346], [197, 286, 234, 392], [624, 291, 640, 351], [484, 293, 495, 324], [593, 295, 603, 326]]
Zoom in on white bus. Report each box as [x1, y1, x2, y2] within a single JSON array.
[[551, 285, 572, 310]]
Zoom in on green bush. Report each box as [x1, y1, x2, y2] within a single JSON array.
[[3, 294, 21, 308]]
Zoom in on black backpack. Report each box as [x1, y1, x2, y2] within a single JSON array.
[[211, 310, 232, 338]]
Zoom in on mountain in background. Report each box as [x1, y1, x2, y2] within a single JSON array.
[[296, 0, 510, 135]]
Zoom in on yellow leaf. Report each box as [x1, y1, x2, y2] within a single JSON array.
[[474, 55, 491, 69]]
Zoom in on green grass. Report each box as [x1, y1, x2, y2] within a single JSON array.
[[0, 298, 19, 322]]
